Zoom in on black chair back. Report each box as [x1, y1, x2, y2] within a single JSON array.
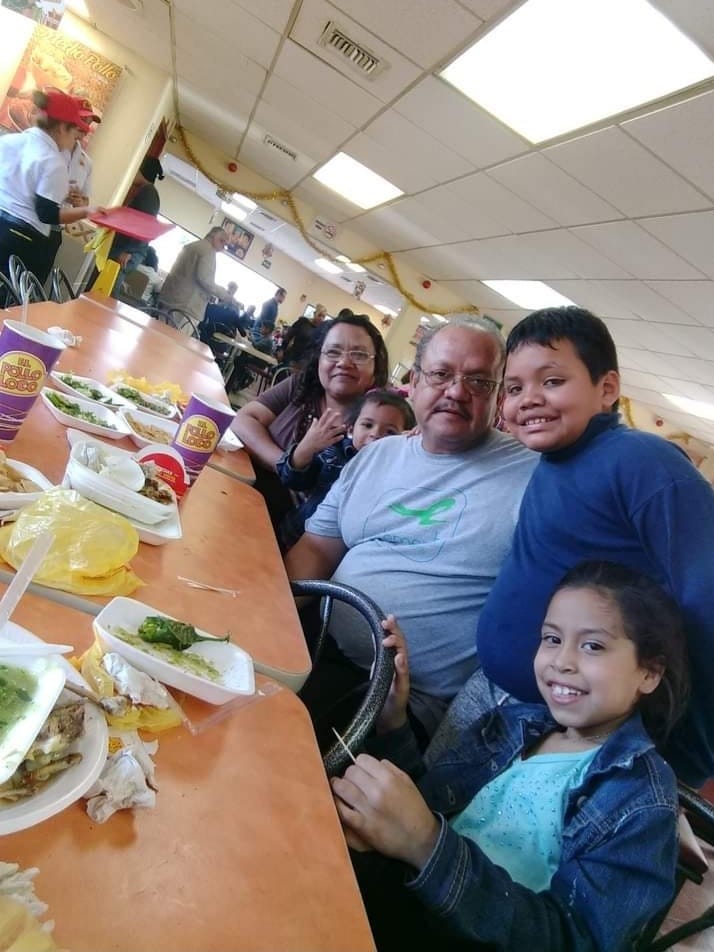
[[0, 273, 20, 308], [50, 268, 78, 303], [19, 269, 47, 304], [7, 255, 25, 297]]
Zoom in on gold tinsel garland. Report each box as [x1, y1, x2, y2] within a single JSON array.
[[176, 125, 479, 319], [620, 395, 636, 428]]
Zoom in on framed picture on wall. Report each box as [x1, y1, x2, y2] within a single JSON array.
[[221, 217, 254, 260]]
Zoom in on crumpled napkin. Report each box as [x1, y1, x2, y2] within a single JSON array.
[[84, 730, 158, 825]]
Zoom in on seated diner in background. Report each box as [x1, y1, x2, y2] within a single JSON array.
[[231, 313, 389, 531], [285, 319, 537, 744]]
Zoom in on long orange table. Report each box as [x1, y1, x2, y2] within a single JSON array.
[[8, 300, 255, 485], [2, 590, 374, 952]]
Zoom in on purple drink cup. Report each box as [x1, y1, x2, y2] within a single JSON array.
[[170, 393, 235, 482], [0, 320, 66, 441]]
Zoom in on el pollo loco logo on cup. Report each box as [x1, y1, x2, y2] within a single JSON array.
[[0, 351, 47, 396], [175, 414, 220, 453]]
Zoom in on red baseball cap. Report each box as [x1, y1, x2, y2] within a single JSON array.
[[75, 96, 102, 125], [42, 89, 92, 133]]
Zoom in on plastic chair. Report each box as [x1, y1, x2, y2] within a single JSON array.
[[7, 255, 25, 297], [49, 268, 77, 303], [290, 579, 395, 778], [19, 268, 47, 304], [0, 272, 20, 308]]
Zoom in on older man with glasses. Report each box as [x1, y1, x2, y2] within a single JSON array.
[[158, 226, 233, 329], [286, 318, 538, 747]]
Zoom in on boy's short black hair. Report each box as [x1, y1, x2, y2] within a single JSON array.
[[346, 389, 415, 430], [506, 306, 619, 383]]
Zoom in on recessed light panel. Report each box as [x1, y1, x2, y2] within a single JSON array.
[[663, 393, 714, 422], [441, 0, 714, 143], [314, 257, 343, 275], [313, 153, 403, 210], [482, 280, 575, 309]]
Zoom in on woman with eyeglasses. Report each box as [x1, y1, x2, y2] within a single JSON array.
[[232, 312, 389, 531]]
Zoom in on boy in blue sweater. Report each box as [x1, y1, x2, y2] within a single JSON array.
[[476, 306, 714, 787]]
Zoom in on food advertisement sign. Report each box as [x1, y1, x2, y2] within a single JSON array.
[[1, 0, 65, 30], [0, 23, 122, 134]]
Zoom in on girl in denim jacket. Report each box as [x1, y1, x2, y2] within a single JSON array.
[[332, 561, 688, 951]]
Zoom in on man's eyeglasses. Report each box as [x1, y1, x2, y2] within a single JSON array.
[[417, 368, 498, 397], [321, 348, 375, 366]]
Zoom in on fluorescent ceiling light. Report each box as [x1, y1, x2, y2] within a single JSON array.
[[231, 193, 257, 212], [346, 262, 367, 273], [663, 393, 714, 422], [482, 280, 575, 310], [313, 153, 403, 210], [431, 313, 448, 323], [66, 0, 90, 17], [335, 254, 351, 263], [375, 305, 397, 316], [220, 201, 247, 222], [441, 0, 714, 143], [314, 257, 342, 275]]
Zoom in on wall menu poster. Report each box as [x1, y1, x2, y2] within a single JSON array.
[[221, 217, 254, 261], [1, 0, 64, 30], [0, 23, 122, 134]]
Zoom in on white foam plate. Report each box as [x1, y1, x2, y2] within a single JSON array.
[[41, 388, 131, 441], [0, 459, 53, 509], [63, 431, 182, 546], [50, 372, 133, 410], [0, 622, 108, 835], [119, 408, 177, 449], [108, 385, 178, 420], [94, 597, 254, 705]]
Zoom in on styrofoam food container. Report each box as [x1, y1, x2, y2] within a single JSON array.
[[93, 597, 255, 704], [65, 440, 176, 525], [0, 459, 53, 510], [50, 372, 133, 410], [0, 653, 66, 785], [40, 387, 131, 440], [108, 385, 178, 420], [119, 407, 177, 449]]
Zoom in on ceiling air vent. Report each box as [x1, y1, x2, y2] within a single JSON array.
[[263, 134, 297, 161], [318, 21, 387, 79]]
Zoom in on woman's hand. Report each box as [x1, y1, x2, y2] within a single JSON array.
[[332, 755, 440, 869], [377, 615, 410, 734], [291, 409, 346, 469]]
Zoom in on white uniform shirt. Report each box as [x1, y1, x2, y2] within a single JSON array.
[[64, 143, 92, 198], [0, 127, 68, 237]]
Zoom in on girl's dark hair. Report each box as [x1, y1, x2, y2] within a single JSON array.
[[554, 561, 689, 745], [345, 389, 416, 430], [292, 314, 389, 439]]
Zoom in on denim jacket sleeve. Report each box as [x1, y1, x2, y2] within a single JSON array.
[[275, 443, 322, 490], [406, 799, 677, 952]]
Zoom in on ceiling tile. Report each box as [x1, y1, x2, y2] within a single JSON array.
[[345, 131, 440, 194], [456, 0, 512, 17], [571, 221, 704, 280], [354, 195, 473, 248], [659, 377, 714, 404], [257, 77, 356, 159], [577, 279, 697, 324], [623, 91, 714, 201], [175, 3, 280, 69], [607, 319, 699, 357], [645, 281, 714, 328], [654, 354, 714, 386], [545, 126, 711, 217], [293, 178, 366, 223], [639, 211, 714, 279], [487, 153, 623, 226], [239, 133, 316, 189], [232, 0, 295, 32], [444, 173, 558, 234], [272, 40, 383, 126], [651, 1, 714, 58], [344, 202, 441, 252], [362, 110, 475, 184], [329, 0, 481, 67], [394, 77, 528, 169], [515, 230, 630, 279]]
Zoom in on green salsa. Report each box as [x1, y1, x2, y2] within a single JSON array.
[[113, 628, 221, 682], [0, 664, 37, 740]]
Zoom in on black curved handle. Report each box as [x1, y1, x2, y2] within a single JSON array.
[[290, 579, 395, 778]]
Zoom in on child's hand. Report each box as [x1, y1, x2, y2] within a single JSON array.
[[291, 410, 346, 469], [377, 615, 410, 734], [331, 755, 440, 869]]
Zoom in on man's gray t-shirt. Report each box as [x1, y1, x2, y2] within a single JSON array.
[[305, 431, 537, 734]]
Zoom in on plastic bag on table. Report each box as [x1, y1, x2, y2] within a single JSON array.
[[0, 896, 67, 952], [0, 488, 143, 596]]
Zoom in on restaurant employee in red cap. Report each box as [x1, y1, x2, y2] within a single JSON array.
[[0, 88, 104, 286]]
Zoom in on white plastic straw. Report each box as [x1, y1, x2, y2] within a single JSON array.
[[331, 727, 357, 764]]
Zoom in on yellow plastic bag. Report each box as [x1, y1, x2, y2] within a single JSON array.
[[0, 897, 68, 952], [83, 225, 113, 271], [77, 638, 183, 734], [0, 489, 143, 596]]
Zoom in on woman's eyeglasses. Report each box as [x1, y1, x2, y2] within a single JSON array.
[[417, 368, 498, 397], [320, 348, 376, 366]]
